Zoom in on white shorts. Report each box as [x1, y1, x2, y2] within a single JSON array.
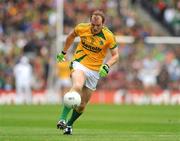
[[72, 61, 99, 91]]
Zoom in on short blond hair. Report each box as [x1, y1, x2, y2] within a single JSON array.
[[90, 10, 105, 24]]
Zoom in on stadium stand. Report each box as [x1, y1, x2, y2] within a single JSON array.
[[0, 0, 55, 91], [140, 0, 180, 36], [0, 0, 179, 104]]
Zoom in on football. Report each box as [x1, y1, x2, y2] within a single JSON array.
[[63, 91, 81, 108]]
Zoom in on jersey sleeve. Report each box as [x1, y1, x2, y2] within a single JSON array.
[[74, 23, 86, 36], [108, 34, 118, 49]]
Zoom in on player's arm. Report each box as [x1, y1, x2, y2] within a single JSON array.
[[106, 34, 119, 67], [106, 47, 119, 67], [62, 30, 77, 53], [56, 30, 77, 62], [99, 47, 119, 77]]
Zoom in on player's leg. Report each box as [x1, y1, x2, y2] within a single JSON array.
[[65, 86, 93, 129], [71, 69, 86, 93], [64, 86, 93, 135], [64, 64, 98, 134], [57, 105, 71, 129], [57, 70, 85, 130]]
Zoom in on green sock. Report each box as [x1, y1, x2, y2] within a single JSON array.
[[59, 106, 72, 121], [67, 109, 82, 126]]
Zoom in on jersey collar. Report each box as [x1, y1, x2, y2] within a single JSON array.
[[94, 30, 106, 40]]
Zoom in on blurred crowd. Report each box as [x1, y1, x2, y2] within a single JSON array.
[[0, 0, 179, 95], [0, 0, 56, 91], [63, 0, 154, 39], [98, 42, 180, 93], [140, 0, 180, 36]]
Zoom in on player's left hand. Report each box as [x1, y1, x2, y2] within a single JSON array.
[[99, 64, 110, 77]]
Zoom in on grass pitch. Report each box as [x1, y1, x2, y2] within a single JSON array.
[[0, 104, 179, 141]]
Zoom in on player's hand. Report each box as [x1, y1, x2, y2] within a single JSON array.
[[56, 52, 65, 62], [99, 64, 110, 77]]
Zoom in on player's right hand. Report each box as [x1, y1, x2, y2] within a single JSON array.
[[56, 53, 65, 62]]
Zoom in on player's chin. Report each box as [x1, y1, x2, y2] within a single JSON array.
[[93, 30, 100, 35]]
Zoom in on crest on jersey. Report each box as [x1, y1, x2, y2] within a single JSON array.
[[99, 40, 103, 45]]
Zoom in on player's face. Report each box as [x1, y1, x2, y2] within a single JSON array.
[[90, 15, 103, 35]]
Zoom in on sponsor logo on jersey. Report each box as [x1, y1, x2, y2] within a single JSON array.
[[81, 40, 102, 53]]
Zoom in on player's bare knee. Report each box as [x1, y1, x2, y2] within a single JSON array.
[[73, 83, 83, 92]]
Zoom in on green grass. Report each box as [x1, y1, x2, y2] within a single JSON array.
[[0, 105, 180, 141]]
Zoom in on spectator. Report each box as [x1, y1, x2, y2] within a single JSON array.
[[13, 56, 33, 104], [137, 54, 160, 94], [157, 65, 170, 90], [55, 61, 72, 98]]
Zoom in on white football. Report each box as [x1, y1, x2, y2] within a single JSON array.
[[63, 91, 81, 108]]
